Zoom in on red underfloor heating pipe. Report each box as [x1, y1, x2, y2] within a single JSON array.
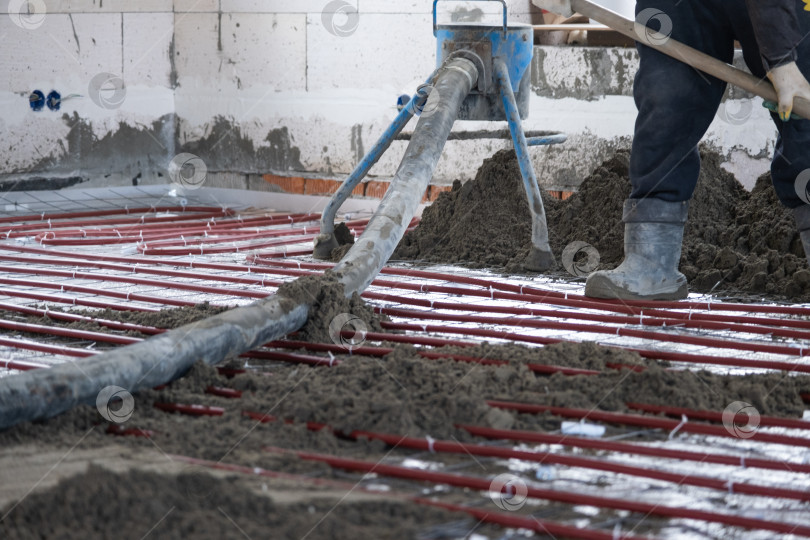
[[271, 447, 810, 537], [3, 261, 807, 375], [458, 423, 810, 474], [168, 454, 635, 540], [486, 400, 810, 448], [239, 412, 810, 502], [250, 257, 810, 316], [4, 242, 809, 333]]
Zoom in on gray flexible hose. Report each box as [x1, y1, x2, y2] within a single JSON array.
[[0, 56, 479, 431], [333, 58, 479, 293]]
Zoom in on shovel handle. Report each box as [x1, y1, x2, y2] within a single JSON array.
[[569, 0, 810, 119]]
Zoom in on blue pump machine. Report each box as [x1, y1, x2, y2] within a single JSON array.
[[313, 0, 566, 270]]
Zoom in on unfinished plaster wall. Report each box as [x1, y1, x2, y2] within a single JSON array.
[[0, 1, 177, 186], [0, 0, 775, 192]]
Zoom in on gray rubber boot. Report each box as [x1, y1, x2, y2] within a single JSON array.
[[585, 198, 689, 300], [793, 205, 810, 266]]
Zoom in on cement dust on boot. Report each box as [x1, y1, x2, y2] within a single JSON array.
[[585, 199, 689, 301]]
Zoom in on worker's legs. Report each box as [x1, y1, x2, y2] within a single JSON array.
[[585, 0, 733, 300], [628, 0, 734, 202], [729, 0, 810, 266]]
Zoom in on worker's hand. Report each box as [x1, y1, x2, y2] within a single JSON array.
[[767, 61, 810, 121]]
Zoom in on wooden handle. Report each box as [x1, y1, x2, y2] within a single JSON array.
[[570, 0, 810, 119], [533, 24, 612, 31]]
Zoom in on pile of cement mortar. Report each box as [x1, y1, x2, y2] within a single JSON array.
[[395, 149, 810, 300], [2, 342, 807, 453], [0, 465, 460, 540]]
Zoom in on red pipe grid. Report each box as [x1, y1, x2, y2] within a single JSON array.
[[240, 411, 810, 502], [281, 448, 810, 537], [486, 400, 810, 448], [168, 454, 634, 540]]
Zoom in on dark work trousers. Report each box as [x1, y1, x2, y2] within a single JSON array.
[[630, 0, 810, 208]]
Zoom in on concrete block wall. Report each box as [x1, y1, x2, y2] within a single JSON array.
[[0, 0, 177, 185], [0, 0, 775, 193]]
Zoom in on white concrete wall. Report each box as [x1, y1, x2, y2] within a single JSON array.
[[0, 0, 176, 183], [0, 0, 775, 191]]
